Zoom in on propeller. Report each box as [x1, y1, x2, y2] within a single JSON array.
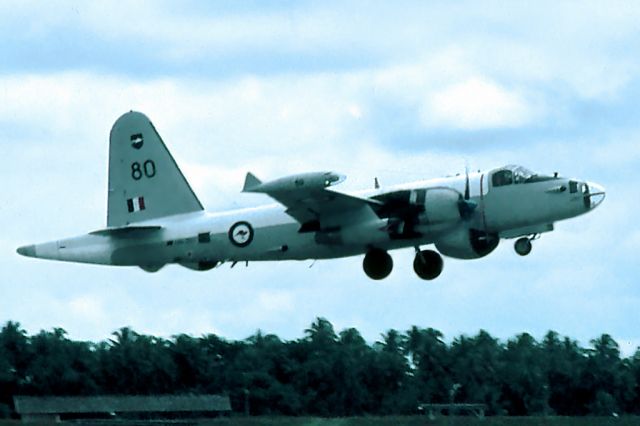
[[458, 164, 477, 220], [458, 163, 497, 249], [464, 163, 470, 200]]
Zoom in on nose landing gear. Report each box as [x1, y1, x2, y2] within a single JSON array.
[[514, 235, 538, 256], [413, 248, 443, 280]]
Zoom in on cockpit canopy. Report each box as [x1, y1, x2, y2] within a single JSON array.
[[491, 165, 556, 187]]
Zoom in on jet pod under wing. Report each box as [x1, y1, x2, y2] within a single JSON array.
[[242, 171, 382, 230]]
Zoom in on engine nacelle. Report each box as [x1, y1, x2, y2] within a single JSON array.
[[422, 188, 463, 224], [244, 171, 344, 193], [179, 260, 219, 271], [315, 218, 390, 246], [435, 228, 499, 259]]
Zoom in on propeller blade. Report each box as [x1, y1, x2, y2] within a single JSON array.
[[464, 164, 470, 200], [458, 198, 477, 220]]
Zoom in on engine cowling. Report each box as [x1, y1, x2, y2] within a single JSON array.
[[422, 188, 464, 224], [376, 187, 467, 239], [315, 218, 390, 246], [435, 228, 499, 259]]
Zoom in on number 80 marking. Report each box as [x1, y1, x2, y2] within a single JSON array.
[[131, 160, 156, 180]]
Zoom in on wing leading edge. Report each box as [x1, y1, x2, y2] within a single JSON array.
[[242, 171, 382, 230]]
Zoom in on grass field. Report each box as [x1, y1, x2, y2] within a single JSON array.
[[2, 417, 640, 426], [205, 416, 639, 426]]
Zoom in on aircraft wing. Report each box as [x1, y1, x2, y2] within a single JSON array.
[[243, 171, 382, 230], [271, 189, 381, 230]]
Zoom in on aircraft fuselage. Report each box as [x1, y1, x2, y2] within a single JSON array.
[[18, 171, 603, 273], [17, 111, 605, 280]]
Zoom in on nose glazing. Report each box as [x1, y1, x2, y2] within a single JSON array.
[[585, 181, 606, 209]]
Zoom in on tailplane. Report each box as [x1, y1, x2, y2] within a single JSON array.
[[107, 111, 203, 227]]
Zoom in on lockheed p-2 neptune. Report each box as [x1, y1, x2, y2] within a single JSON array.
[[17, 111, 605, 280]]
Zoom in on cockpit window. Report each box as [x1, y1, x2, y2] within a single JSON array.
[[511, 166, 534, 183], [569, 180, 578, 193], [492, 165, 556, 188], [492, 170, 513, 187]]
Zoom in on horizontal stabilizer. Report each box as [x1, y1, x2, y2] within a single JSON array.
[[242, 172, 262, 192], [90, 225, 162, 237]]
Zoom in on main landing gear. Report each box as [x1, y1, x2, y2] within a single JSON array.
[[514, 235, 539, 256], [362, 248, 393, 280], [362, 247, 444, 280], [413, 248, 443, 280]]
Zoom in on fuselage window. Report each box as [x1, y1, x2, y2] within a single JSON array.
[[569, 181, 578, 193], [198, 232, 211, 243], [492, 170, 513, 187]]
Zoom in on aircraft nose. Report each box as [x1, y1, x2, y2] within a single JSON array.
[[586, 181, 606, 210], [17, 244, 36, 257]]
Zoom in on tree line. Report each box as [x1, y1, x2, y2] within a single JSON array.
[[1, 319, 639, 417]]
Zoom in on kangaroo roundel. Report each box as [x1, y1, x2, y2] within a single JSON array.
[[229, 221, 254, 247]]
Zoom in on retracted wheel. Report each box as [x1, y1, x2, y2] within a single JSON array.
[[413, 249, 444, 280], [363, 248, 393, 280], [514, 237, 532, 256]]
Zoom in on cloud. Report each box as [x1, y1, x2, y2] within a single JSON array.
[[421, 77, 537, 129], [1, 1, 640, 354], [0, 70, 486, 209], [68, 295, 106, 323], [619, 339, 640, 357]]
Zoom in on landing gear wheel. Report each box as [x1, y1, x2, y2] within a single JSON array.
[[413, 249, 444, 280], [363, 248, 393, 280], [514, 237, 532, 256]]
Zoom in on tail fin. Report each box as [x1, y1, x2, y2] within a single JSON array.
[[107, 111, 203, 227]]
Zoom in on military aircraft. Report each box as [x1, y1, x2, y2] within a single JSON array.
[[17, 111, 605, 280]]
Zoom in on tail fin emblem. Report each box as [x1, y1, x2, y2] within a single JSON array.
[[130, 133, 144, 150]]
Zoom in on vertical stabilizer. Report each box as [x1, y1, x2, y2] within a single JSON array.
[[107, 111, 203, 227]]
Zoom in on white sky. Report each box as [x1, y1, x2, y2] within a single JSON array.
[[1, 1, 639, 355]]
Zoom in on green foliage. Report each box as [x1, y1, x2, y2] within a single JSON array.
[[0, 319, 639, 418], [0, 321, 30, 406]]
